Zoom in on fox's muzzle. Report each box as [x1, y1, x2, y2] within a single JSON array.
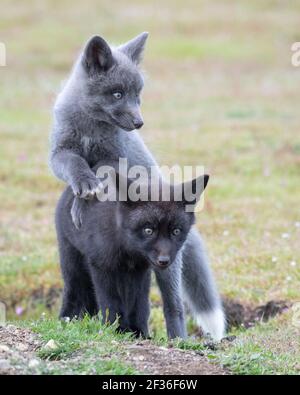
[[156, 255, 170, 268], [133, 118, 143, 129]]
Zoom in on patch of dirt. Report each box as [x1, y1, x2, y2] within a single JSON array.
[[0, 325, 42, 375], [115, 341, 228, 375], [0, 325, 228, 375], [0, 298, 291, 376], [223, 299, 290, 329]]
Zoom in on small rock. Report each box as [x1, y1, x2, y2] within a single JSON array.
[[6, 324, 16, 331], [0, 345, 10, 353], [28, 359, 40, 368], [138, 355, 145, 361], [0, 359, 10, 370], [158, 346, 168, 351], [44, 339, 58, 350]]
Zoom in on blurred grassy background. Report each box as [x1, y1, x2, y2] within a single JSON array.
[[0, 0, 299, 324]]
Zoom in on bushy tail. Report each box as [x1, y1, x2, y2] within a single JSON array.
[[181, 228, 226, 341]]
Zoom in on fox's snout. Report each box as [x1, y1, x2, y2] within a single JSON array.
[[152, 240, 173, 269], [133, 118, 143, 129], [114, 107, 144, 131], [129, 106, 144, 130], [156, 255, 171, 268]]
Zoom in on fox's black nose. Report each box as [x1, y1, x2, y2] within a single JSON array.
[[157, 256, 170, 267], [133, 119, 144, 129]]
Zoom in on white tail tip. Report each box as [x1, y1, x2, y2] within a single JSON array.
[[196, 308, 226, 341]]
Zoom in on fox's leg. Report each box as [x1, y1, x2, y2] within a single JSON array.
[[181, 227, 225, 341], [154, 256, 187, 339], [88, 266, 122, 325], [70, 174, 104, 229], [58, 234, 97, 319], [50, 150, 102, 197], [128, 269, 151, 338]]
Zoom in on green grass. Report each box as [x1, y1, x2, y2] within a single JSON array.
[[13, 311, 299, 375], [217, 311, 300, 375], [22, 315, 139, 375], [220, 342, 295, 375], [0, 0, 300, 374]]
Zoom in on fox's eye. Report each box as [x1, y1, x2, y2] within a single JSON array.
[[143, 227, 153, 236], [172, 228, 181, 236], [113, 92, 123, 100]]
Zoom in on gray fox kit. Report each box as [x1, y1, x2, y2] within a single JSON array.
[[56, 162, 209, 339], [50, 33, 225, 340]]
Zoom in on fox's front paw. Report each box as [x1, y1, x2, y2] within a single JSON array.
[[71, 175, 103, 199]]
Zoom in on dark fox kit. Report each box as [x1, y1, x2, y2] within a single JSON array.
[[56, 165, 208, 338], [51, 32, 225, 340]]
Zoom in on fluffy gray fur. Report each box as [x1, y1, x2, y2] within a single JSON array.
[[49, 32, 225, 340]]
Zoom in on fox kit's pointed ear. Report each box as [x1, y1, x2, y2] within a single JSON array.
[[82, 36, 114, 74], [119, 32, 149, 65], [180, 174, 209, 208]]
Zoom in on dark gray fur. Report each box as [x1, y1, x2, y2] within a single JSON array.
[[50, 33, 225, 340], [56, 163, 207, 338]]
